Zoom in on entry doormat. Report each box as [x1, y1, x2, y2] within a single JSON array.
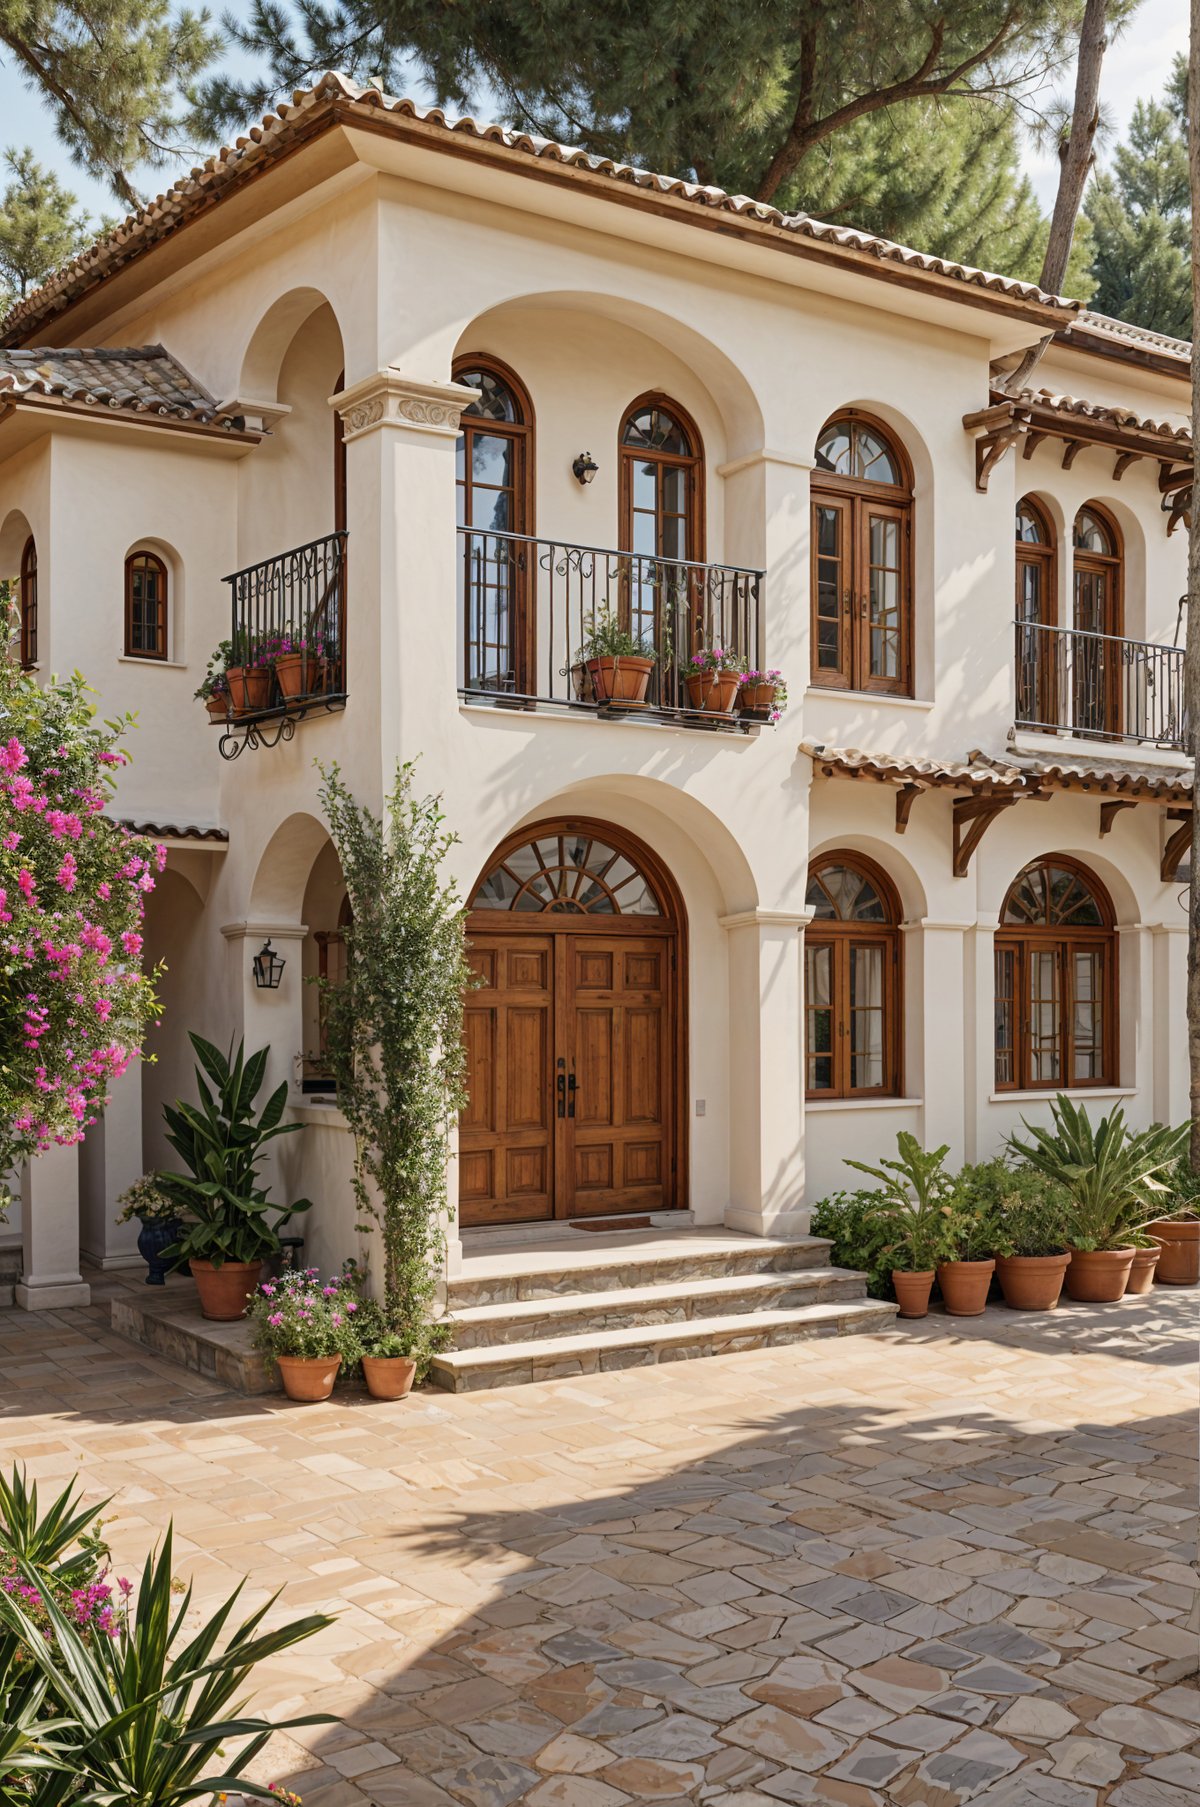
[[569, 1216, 653, 1233]]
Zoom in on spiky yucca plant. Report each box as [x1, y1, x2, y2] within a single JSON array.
[[1008, 1096, 1189, 1252]]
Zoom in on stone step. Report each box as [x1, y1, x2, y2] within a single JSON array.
[[431, 1297, 898, 1392], [448, 1233, 834, 1309], [449, 1265, 869, 1347]]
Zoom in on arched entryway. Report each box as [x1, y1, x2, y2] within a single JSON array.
[[461, 818, 687, 1226]]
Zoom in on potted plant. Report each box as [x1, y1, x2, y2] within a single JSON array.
[[115, 1173, 183, 1286], [270, 628, 327, 700], [1146, 1158, 1200, 1284], [1124, 1230, 1162, 1295], [249, 1265, 363, 1401], [157, 1034, 313, 1321], [844, 1133, 955, 1318], [989, 1166, 1073, 1309], [576, 604, 657, 705], [194, 662, 231, 722], [1009, 1098, 1188, 1304], [738, 667, 789, 722], [938, 1164, 1000, 1315], [355, 1301, 453, 1400], [684, 645, 744, 714]]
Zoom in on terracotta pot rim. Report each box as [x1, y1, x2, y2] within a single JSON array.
[[277, 1353, 343, 1368], [937, 1258, 996, 1272], [995, 1251, 1071, 1266], [1130, 1245, 1161, 1260], [1147, 1217, 1200, 1237], [586, 654, 654, 670], [1067, 1246, 1137, 1259], [189, 1258, 261, 1271], [891, 1267, 936, 1280]]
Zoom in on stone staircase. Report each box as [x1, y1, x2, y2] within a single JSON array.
[[430, 1228, 896, 1392]]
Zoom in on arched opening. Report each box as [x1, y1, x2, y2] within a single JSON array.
[[300, 839, 351, 1096], [995, 855, 1117, 1092], [462, 817, 687, 1226], [19, 536, 37, 668], [453, 354, 535, 695], [140, 868, 206, 1172], [618, 393, 706, 668], [1071, 503, 1123, 738], [811, 409, 913, 696], [124, 549, 169, 659], [1015, 496, 1056, 728], [804, 851, 902, 1099]]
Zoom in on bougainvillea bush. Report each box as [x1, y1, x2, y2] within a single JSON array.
[[0, 615, 160, 1206]]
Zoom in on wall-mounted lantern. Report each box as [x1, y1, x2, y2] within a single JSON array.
[[252, 939, 287, 989], [572, 451, 599, 486]]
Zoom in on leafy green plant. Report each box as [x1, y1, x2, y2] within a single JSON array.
[[249, 1265, 365, 1368], [1008, 1097, 1190, 1253], [114, 1172, 177, 1227], [844, 1132, 957, 1272], [355, 1299, 453, 1379], [157, 1035, 312, 1268], [577, 603, 657, 663], [808, 1188, 895, 1299], [0, 1470, 111, 1591], [1157, 1155, 1200, 1221]]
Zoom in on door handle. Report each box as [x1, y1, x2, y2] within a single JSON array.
[[567, 1069, 577, 1118], [556, 1060, 566, 1119]]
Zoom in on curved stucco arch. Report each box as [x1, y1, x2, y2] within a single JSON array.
[[1074, 492, 1148, 640], [0, 506, 34, 577], [248, 810, 333, 921], [237, 287, 346, 404], [806, 829, 930, 923]]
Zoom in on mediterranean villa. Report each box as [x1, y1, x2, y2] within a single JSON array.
[[0, 74, 1192, 1382]]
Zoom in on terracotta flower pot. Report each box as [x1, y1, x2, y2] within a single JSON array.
[[273, 651, 311, 699], [1065, 1247, 1137, 1304], [227, 665, 271, 713], [189, 1258, 262, 1321], [739, 679, 780, 717], [1147, 1217, 1200, 1285], [937, 1258, 995, 1317], [1124, 1246, 1161, 1295], [205, 695, 229, 722], [587, 654, 653, 705], [570, 662, 594, 702], [362, 1355, 417, 1400], [685, 669, 741, 714], [892, 1269, 935, 1319], [277, 1354, 342, 1402], [995, 1252, 1070, 1311]]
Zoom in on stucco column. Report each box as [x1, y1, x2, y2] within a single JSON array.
[[16, 1142, 89, 1309], [1150, 923, 1188, 1125], [723, 908, 810, 1239], [1117, 922, 1148, 1103], [904, 920, 970, 1165], [966, 916, 999, 1163], [78, 1065, 144, 1268]]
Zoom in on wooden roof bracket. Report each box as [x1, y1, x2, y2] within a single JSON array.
[[952, 793, 1021, 878], [894, 783, 923, 833], [1112, 451, 1140, 482], [1162, 812, 1192, 883], [1099, 799, 1137, 836], [964, 401, 1029, 492], [1061, 438, 1087, 470], [1022, 428, 1049, 461]]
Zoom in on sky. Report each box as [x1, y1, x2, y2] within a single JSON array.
[[0, 0, 1188, 226]]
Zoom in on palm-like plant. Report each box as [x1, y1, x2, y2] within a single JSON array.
[[844, 1132, 957, 1272], [1008, 1096, 1190, 1253], [158, 1035, 312, 1268]]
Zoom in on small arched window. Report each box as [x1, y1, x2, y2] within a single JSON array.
[[1071, 503, 1122, 736], [995, 857, 1116, 1091], [811, 411, 912, 695], [1015, 498, 1056, 728], [804, 853, 901, 1099], [472, 829, 663, 917], [19, 537, 37, 668], [619, 395, 704, 652], [124, 552, 168, 659], [454, 356, 534, 696]]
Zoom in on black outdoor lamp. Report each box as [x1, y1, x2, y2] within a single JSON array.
[[252, 939, 286, 989], [572, 451, 599, 486]]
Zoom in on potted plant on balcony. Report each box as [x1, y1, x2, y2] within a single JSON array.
[[685, 646, 744, 714], [844, 1133, 955, 1318], [115, 1173, 183, 1286], [1146, 1158, 1200, 1284], [739, 667, 789, 722], [157, 1034, 313, 1321], [577, 604, 658, 705], [195, 641, 235, 721], [266, 628, 328, 701], [1008, 1097, 1188, 1303], [249, 1265, 364, 1400]]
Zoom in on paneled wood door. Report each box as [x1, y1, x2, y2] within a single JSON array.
[[459, 935, 555, 1226]]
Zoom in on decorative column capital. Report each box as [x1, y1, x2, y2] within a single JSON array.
[[331, 370, 481, 441]]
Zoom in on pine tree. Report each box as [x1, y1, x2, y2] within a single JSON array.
[[0, 1, 220, 208], [0, 150, 91, 316], [1085, 53, 1190, 337]]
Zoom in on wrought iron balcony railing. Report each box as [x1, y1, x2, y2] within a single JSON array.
[[216, 531, 347, 756], [459, 527, 766, 725], [1015, 619, 1185, 749]]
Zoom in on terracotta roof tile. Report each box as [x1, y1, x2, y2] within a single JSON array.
[[1070, 310, 1191, 366], [996, 381, 1190, 446], [0, 345, 222, 422], [118, 818, 230, 842], [801, 740, 1193, 803]]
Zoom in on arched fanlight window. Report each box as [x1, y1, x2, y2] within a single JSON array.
[[124, 551, 168, 659], [454, 356, 534, 697], [19, 537, 37, 668], [619, 394, 704, 652], [811, 411, 912, 696], [1071, 503, 1122, 736], [804, 853, 901, 1099], [471, 829, 663, 917], [1015, 497, 1056, 728], [995, 857, 1116, 1091]]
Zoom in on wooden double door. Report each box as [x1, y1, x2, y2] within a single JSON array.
[[460, 927, 677, 1225]]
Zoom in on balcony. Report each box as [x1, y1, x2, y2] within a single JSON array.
[[459, 528, 766, 728], [1015, 620, 1185, 751], [215, 531, 347, 757]]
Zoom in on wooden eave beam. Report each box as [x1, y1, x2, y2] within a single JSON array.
[[1159, 464, 1193, 493]]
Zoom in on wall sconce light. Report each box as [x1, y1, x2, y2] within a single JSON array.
[[572, 451, 599, 486], [252, 939, 286, 989]]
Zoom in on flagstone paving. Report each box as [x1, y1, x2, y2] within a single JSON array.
[[0, 1279, 1196, 1806]]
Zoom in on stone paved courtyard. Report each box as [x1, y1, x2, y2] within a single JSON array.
[[1, 1280, 1197, 1807]]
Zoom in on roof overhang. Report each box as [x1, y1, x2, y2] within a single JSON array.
[[0, 395, 262, 459]]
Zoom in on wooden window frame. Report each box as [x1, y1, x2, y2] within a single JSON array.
[[804, 851, 903, 1101], [124, 551, 169, 660], [1015, 495, 1057, 727], [810, 409, 913, 697], [618, 393, 706, 665], [453, 353, 535, 695], [19, 536, 37, 668], [994, 856, 1117, 1092], [1071, 502, 1124, 739]]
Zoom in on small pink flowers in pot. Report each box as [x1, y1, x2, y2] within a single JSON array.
[[685, 647, 744, 714]]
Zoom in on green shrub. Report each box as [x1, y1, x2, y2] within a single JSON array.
[[844, 1132, 957, 1272], [1008, 1097, 1189, 1252], [809, 1188, 896, 1299]]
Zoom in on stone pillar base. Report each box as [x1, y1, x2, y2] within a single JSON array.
[[724, 1204, 813, 1240], [16, 1276, 91, 1310]]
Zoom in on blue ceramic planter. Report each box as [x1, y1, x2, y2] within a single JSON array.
[[137, 1216, 181, 1286]]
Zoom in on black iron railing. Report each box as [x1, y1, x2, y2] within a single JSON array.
[[216, 532, 347, 754], [459, 527, 765, 721], [1015, 619, 1185, 749]]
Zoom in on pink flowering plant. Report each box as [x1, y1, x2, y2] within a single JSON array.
[[739, 667, 789, 721], [0, 612, 160, 1208], [248, 1264, 365, 1367], [687, 645, 745, 676]]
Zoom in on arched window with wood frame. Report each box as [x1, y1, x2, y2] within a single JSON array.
[[811, 412, 913, 695], [619, 395, 704, 655], [804, 853, 902, 1099], [1071, 503, 1122, 737], [124, 551, 168, 659], [19, 536, 37, 668], [454, 356, 534, 696], [995, 857, 1116, 1092], [1015, 497, 1056, 729]]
